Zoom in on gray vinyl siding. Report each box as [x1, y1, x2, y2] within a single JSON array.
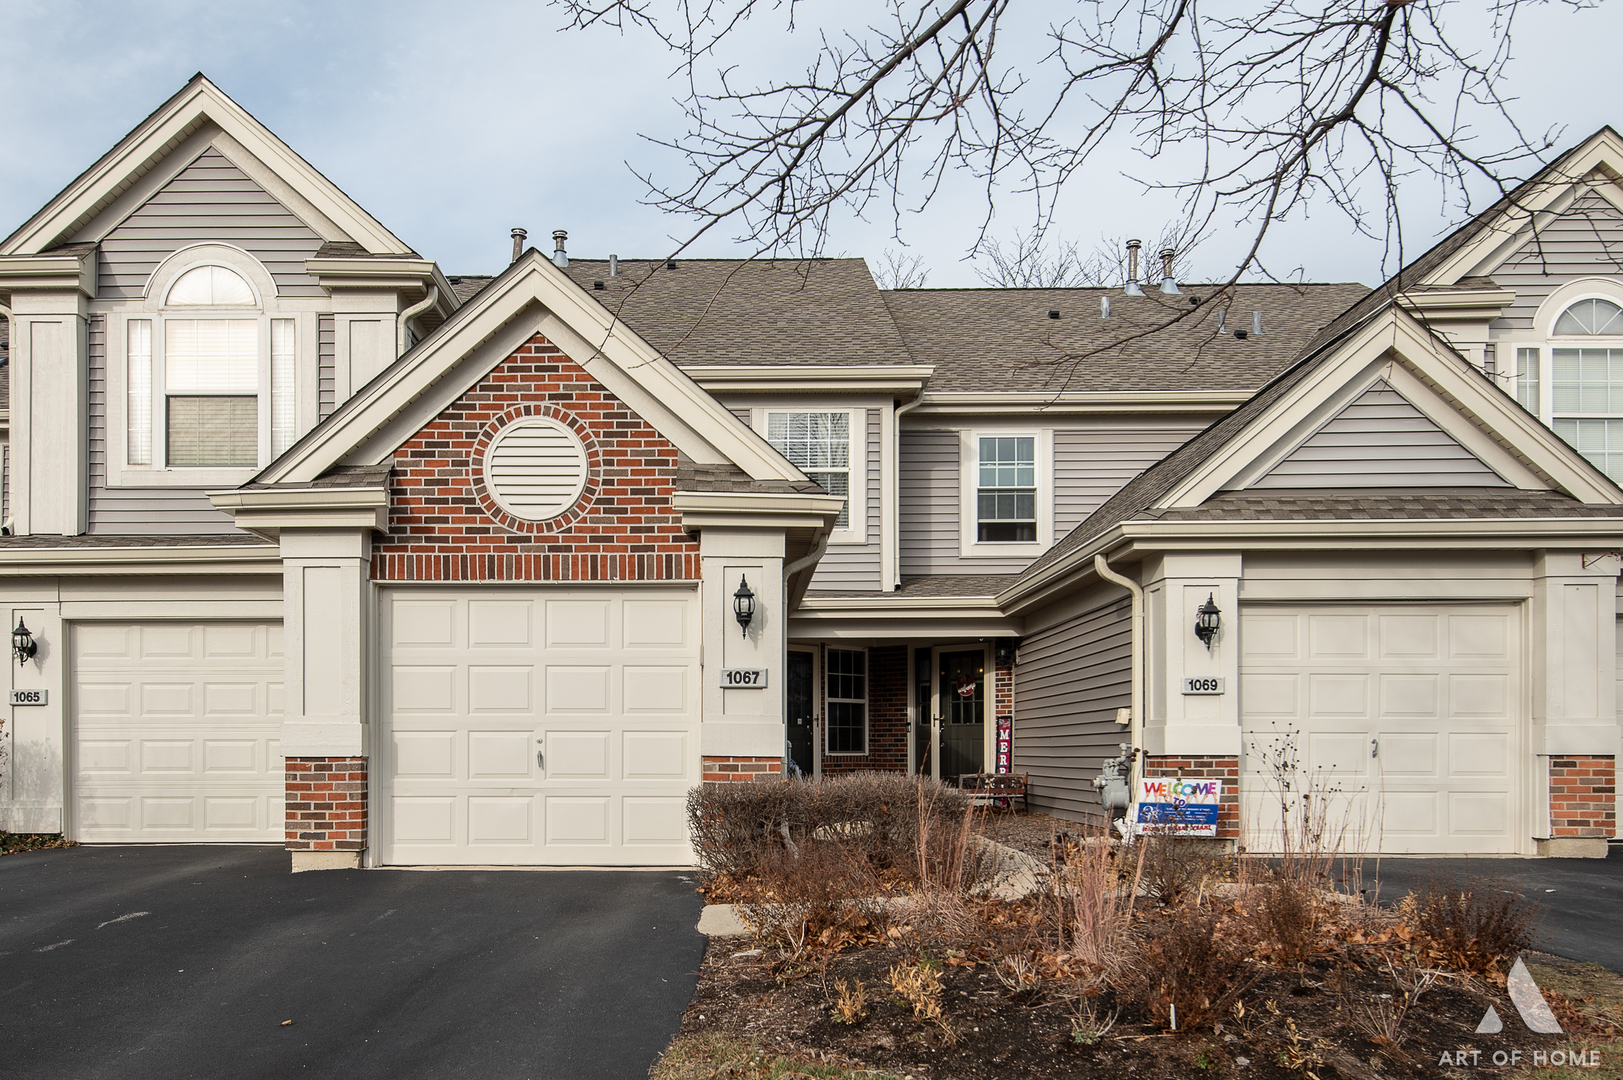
[[808, 408, 883, 591], [1013, 594, 1132, 822], [901, 420, 1205, 576], [1492, 185, 1623, 330], [86, 313, 239, 535], [1252, 380, 1508, 489], [97, 147, 324, 300], [1053, 422, 1205, 538], [318, 314, 337, 420]]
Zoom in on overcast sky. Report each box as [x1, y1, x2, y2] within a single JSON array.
[[0, 1, 1618, 287]]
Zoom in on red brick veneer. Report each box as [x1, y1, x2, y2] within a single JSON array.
[[372, 334, 701, 582], [703, 756, 785, 783], [993, 649, 1014, 775], [285, 758, 367, 851], [1142, 755, 1240, 839], [1549, 755, 1616, 838]]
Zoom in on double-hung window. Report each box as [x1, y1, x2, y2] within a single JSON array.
[[977, 435, 1037, 542], [1549, 298, 1623, 484], [766, 411, 855, 534], [825, 648, 867, 754], [124, 261, 297, 472]]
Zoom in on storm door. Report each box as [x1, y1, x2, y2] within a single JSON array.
[[933, 647, 987, 781], [786, 649, 815, 778]]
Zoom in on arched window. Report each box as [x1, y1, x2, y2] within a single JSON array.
[[1554, 298, 1623, 336], [125, 257, 296, 470]]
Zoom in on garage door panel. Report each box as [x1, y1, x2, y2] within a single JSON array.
[[1242, 614, 1300, 659], [1307, 673, 1368, 717], [1308, 614, 1368, 658], [74, 621, 283, 843], [1379, 674, 1438, 718], [381, 588, 698, 865], [393, 666, 456, 712], [1242, 604, 1521, 855], [393, 600, 455, 646]]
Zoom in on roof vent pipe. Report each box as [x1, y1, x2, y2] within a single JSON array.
[[1252, 310, 1262, 336], [552, 230, 569, 269], [1124, 239, 1144, 296], [1101, 294, 1110, 319], [510, 227, 527, 263], [1217, 308, 1226, 333], [609, 254, 618, 277], [1159, 248, 1180, 294]]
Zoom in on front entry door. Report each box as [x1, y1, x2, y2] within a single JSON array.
[[934, 648, 987, 782], [787, 650, 815, 777]]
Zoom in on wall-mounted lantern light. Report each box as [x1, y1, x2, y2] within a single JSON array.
[[13, 618, 38, 667], [1194, 593, 1221, 652], [732, 575, 756, 638]]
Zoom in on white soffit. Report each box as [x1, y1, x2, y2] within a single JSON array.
[[1, 74, 410, 256]]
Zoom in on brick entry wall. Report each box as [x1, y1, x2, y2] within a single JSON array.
[[1549, 755, 1617, 838], [371, 333, 702, 583], [1142, 755, 1240, 840], [821, 644, 908, 775], [285, 758, 367, 854], [702, 757, 785, 783]]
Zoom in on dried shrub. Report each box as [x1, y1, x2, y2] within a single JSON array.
[[889, 960, 953, 1038], [1051, 832, 1130, 990], [1119, 907, 1258, 1030], [828, 978, 868, 1024], [1254, 872, 1322, 962], [1409, 872, 1542, 973], [1132, 832, 1227, 906], [688, 772, 981, 899], [1341, 959, 1438, 1062]]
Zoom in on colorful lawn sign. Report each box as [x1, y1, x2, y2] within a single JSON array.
[[1130, 777, 1223, 837]]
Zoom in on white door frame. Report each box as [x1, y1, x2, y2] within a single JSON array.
[[928, 643, 994, 782], [787, 645, 819, 780]]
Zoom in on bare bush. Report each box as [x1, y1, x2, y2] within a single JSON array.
[[1342, 959, 1439, 1062], [1254, 872, 1323, 963], [1119, 907, 1258, 1031], [1410, 873, 1543, 974], [1131, 833, 1228, 907]]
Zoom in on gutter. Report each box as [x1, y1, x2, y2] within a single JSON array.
[[1093, 552, 1145, 791], [397, 285, 439, 356], [783, 531, 830, 609]]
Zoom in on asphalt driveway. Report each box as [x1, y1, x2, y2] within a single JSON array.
[[1364, 844, 1623, 973], [0, 845, 706, 1080]]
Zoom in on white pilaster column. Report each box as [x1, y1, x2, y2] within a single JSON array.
[[10, 289, 88, 536], [1142, 552, 1244, 757], [1531, 550, 1620, 758], [699, 526, 787, 758], [278, 529, 372, 757]]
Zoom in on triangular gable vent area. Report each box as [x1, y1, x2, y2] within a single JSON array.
[[1247, 380, 1510, 490]]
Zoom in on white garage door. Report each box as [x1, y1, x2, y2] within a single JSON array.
[[1240, 604, 1522, 854], [73, 622, 284, 842], [378, 587, 700, 866]]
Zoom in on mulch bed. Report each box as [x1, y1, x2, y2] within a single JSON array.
[[0, 832, 76, 857], [677, 938, 1615, 1079]]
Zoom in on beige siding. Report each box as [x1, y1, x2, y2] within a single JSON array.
[[809, 407, 883, 591], [1053, 423, 1204, 537], [97, 147, 324, 300], [1013, 595, 1132, 822], [1252, 380, 1507, 489], [86, 313, 238, 535], [1493, 185, 1623, 330]]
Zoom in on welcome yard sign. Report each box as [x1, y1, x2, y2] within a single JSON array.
[[1131, 777, 1224, 837]]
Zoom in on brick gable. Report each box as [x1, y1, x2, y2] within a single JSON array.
[[372, 334, 701, 582]]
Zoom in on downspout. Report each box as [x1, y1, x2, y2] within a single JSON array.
[[784, 529, 830, 601], [890, 392, 927, 588], [1094, 552, 1145, 789], [396, 286, 439, 358]]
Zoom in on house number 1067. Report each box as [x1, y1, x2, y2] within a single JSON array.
[[719, 669, 767, 688]]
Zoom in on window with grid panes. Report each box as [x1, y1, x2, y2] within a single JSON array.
[[766, 412, 851, 529], [977, 435, 1036, 542], [825, 648, 867, 754], [1551, 299, 1623, 483]]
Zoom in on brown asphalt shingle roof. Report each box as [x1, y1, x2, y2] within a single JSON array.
[[878, 283, 1367, 393], [558, 258, 912, 367], [1011, 128, 1623, 590], [1150, 489, 1623, 522], [806, 574, 1019, 600], [675, 458, 825, 495], [0, 533, 271, 548]]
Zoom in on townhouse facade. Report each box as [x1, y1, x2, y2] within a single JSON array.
[[0, 76, 1616, 867]]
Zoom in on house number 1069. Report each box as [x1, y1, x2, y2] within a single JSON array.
[[1180, 677, 1225, 695]]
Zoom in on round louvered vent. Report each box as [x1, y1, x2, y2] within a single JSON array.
[[482, 418, 589, 521]]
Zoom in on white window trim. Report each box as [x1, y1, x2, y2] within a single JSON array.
[[959, 428, 1052, 558], [105, 245, 314, 487], [824, 645, 868, 757], [756, 407, 867, 545]]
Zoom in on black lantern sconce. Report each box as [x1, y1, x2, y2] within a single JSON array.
[[12, 617, 38, 667], [1194, 593, 1221, 652], [732, 575, 756, 638]]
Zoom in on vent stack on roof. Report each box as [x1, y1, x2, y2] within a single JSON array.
[[552, 230, 569, 269], [511, 227, 527, 263], [1124, 239, 1144, 296], [1159, 248, 1180, 295]]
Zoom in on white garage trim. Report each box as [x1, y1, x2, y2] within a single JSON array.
[[1239, 601, 1529, 855], [374, 585, 702, 866], [70, 620, 285, 843]]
